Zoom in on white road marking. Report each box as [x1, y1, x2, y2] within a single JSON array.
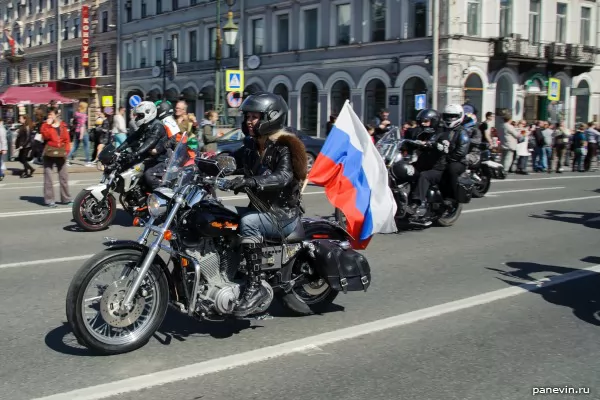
[[0, 179, 99, 188], [487, 186, 565, 195], [497, 174, 600, 182], [0, 182, 94, 190], [31, 263, 600, 400], [0, 255, 93, 269], [463, 195, 600, 214]]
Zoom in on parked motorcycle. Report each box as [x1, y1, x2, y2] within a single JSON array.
[[66, 134, 371, 355], [335, 127, 473, 228], [72, 144, 151, 231], [469, 143, 506, 198]]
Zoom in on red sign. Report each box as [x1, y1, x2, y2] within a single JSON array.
[[81, 5, 90, 67]]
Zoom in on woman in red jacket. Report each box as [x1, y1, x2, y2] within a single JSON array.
[[40, 107, 72, 207]]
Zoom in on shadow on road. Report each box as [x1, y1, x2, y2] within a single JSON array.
[[530, 209, 600, 230], [44, 301, 345, 356], [19, 195, 47, 206], [487, 257, 600, 327], [62, 210, 134, 232]]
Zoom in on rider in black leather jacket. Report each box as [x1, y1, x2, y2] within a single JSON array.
[[227, 92, 308, 317], [441, 104, 471, 200], [116, 101, 166, 164]]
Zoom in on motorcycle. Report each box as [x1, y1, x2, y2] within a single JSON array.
[[469, 143, 506, 198], [66, 133, 371, 355], [335, 127, 472, 228], [72, 144, 152, 231]]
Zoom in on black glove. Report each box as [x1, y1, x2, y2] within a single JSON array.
[[229, 177, 257, 194]]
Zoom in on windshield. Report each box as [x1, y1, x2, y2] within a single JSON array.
[[161, 132, 192, 186], [97, 143, 116, 166], [375, 127, 401, 159], [218, 128, 243, 141]]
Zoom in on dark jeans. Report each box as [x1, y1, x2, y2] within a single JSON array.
[[446, 162, 466, 200], [584, 143, 597, 171], [144, 160, 166, 190], [412, 169, 443, 203], [19, 148, 34, 174]]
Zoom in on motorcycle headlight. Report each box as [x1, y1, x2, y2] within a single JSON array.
[[147, 193, 168, 218]]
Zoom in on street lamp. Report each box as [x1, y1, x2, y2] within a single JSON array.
[[215, 0, 238, 123]]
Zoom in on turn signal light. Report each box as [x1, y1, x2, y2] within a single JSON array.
[[163, 230, 173, 241], [133, 217, 141, 227], [181, 257, 189, 267]]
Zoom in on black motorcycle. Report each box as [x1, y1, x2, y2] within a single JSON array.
[[469, 143, 506, 198], [66, 134, 371, 355], [335, 128, 472, 228]]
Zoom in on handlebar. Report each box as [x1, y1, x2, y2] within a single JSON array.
[[200, 176, 231, 191]]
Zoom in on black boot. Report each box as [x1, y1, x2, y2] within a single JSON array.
[[234, 243, 271, 317]]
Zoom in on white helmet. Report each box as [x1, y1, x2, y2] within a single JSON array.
[[133, 101, 157, 128], [442, 104, 465, 129]]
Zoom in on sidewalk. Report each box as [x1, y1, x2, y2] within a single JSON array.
[[3, 159, 99, 175]]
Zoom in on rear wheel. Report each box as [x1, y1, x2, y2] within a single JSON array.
[[436, 203, 463, 227], [334, 207, 347, 229], [472, 171, 491, 198]]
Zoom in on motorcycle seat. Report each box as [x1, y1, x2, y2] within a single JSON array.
[[264, 220, 305, 244]]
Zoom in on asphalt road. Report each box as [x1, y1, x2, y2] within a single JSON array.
[[1, 171, 599, 400]]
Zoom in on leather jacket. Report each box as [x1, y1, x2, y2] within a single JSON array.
[[234, 131, 308, 219], [447, 127, 470, 164], [117, 119, 166, 160]]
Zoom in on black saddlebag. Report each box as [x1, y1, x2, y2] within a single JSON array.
[[456, 172, 474, 204], [310, 239, 371, 293]]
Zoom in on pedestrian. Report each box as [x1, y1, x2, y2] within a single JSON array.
[[0, 118, 6, 180], [15, 114, 35, 178], [40, 107, 71, 207], [584, 121, 598, 171], [571, 123, 587, 172], [67, 101, 92, 167], [201, 110, 218, 153], [501, 114, 519, 173]]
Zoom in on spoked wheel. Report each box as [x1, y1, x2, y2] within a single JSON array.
[[472, 172, 491, 198], [278, 259, 339, 316], [73, 190, 117, 231], [66, 249, 169, 355], [436, 202, 463, 227]]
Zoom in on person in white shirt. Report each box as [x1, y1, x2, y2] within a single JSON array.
[[0, 119, 7, 180]]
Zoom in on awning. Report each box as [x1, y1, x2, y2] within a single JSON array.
[[0, 86, 76, 105]]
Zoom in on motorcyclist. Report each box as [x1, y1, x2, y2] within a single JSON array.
[[226, 92, 307, 317], [116, 101, 166, 175], [408, 108, 450, 221], [441, 104, 471, 200]]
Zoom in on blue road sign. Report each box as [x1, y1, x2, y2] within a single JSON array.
[[226, 69, 244, 91], [415, 94, 426, 111], [129, 95, 142, 108]]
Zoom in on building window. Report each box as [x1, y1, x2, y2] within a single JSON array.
[[37, 62, 42, 80], [4, 67, 9, 85], [39, 0, 45, 12], [49, 60, 54, 79], [73, 17, 79, 39], [336, 3, 350, 46], [27, 28, 32, 47], [411, 0, 427, 38], [466, 0, 480, 36], [49, 23, 54, 43], [27, 0, 32, 15], [556, 3, 567, 43], [126, 42, 134, 69], [169, 33, 178, 60], [28, 64, 32, 82], [141, 0, 146, 18], [276, 13, 289, 52], [73, 56, 79, 77], [101, 52, 108, 75], [303, 8, 318, 49], [581, 7, 591, 46], [190, 0, 197, 5], [63, 0, 68, 5], [126, 5, 132, 22], [139, 39, 147, 67], [172, 0, 178, 11], [154, 37, 162, 65], [63, 19, 68, 40], [101, 11, 108, 32], [37, 26, 42, 45], [208, 27, 216, 59], [370, 0, 385, 42], [156, 0, 162, 14], [529, 0, 541, 43], [188, 30, 197, 61], [252, 18, 264, 54], [62, 58, 68, 78], [499, 0, 511, 37], [50, 0, 55, 9]]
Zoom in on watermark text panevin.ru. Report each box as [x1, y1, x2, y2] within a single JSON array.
[[533, 386, 591, 396]]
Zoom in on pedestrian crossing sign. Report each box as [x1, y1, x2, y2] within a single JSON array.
[[226, 69, 244, 92]]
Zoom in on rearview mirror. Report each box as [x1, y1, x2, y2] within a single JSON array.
[[216, 155, 237, 175]]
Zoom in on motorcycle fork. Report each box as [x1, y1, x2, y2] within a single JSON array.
[[121, 194, 184, 311]]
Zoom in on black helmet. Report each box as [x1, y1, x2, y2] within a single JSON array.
[[240, 92, 288, 136], [156, 100, 173, 120], [416, 108, 440, 130], [391, 160, 416, 183]]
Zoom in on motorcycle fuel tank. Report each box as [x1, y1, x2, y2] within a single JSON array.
[[191, 202, 241, 237]]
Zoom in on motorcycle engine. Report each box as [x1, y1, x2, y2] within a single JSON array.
[[186, 239, 241, 315]]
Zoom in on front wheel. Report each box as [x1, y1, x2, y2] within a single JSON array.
[[472, 171, 491, 198], [73, 190, 117, 231], [66, 249, 169, 355], [436, 203, 463, 227]]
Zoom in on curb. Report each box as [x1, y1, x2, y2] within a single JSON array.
[[3, 162, 100, 175]]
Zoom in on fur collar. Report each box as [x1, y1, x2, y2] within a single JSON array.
[[268, 130, 308, 181]]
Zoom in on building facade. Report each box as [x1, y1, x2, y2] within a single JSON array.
[[0, 0, 118, 121], [119, 0, 434, 136], [437, 0, 600, 136]]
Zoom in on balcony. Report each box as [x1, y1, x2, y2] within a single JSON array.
[[489, 35, 596, 76]]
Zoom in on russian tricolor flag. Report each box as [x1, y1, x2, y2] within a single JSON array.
[[308, 100, 397, 249]]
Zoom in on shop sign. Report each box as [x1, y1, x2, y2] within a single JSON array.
[[81, 6, 90, 67]]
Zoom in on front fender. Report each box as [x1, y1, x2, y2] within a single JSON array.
[[85, 183, 109, 201], [102, 240, 176, 298]]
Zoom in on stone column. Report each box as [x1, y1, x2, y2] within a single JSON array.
[[289, 90, 300, 128], [318, 89, 328, 137], [351, 88, 363, 120]]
